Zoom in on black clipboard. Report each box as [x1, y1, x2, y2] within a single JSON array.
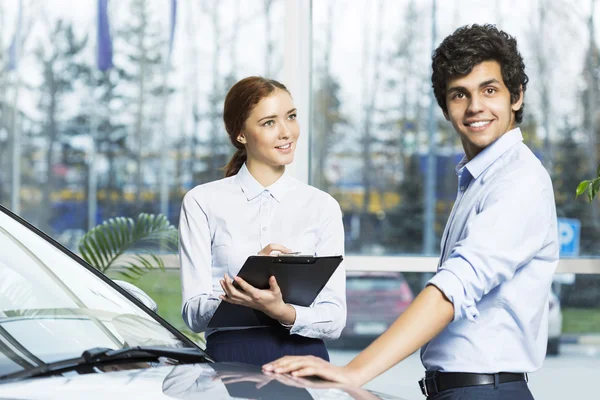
[[207, 255, 343, 329]]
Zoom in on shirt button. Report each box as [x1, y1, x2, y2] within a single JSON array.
[[262, 227, 267, 231], [460, 186, 465, 191]]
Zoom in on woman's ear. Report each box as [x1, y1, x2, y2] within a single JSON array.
[[237, 134, 247, 144]]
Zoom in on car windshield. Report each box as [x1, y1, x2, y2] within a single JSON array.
[[0, 209, 192, 378]]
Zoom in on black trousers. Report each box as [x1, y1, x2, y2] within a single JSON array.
[[428, 380, 534, 400], [205, 327, 330, 366]]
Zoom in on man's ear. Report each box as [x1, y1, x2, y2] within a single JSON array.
[[443, 110, 450, 121], [511, 86, 524, 112]]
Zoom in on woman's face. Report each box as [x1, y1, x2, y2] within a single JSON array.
[[238, 88, 299, 168]]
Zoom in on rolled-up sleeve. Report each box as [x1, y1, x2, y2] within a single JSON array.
[[428, 171, 554, 323], [179, 192, 220, 332], [289, 196, 347, 340]]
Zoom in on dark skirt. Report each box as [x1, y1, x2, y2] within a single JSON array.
[[205, 326, 330, 366]]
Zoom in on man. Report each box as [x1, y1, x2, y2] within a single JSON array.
[[263, 24, 559, 400]]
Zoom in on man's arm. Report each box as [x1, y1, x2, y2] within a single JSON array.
[[263, 284, 453, 387]]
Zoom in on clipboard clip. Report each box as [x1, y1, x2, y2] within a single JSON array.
[[277, 252, 301, 257], [273, 255, 316, 264]]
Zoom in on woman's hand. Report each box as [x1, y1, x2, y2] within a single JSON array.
[[257, 243, 294, 256], [219, 274, 296, 325], [262, 356, 358, 386]]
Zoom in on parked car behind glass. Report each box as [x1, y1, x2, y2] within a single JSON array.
[[332, 272, 413, 348]]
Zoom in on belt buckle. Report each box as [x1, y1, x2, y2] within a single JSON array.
[[419, 377, 428, 397]]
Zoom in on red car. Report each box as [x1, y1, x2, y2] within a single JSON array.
[[333, 271, 414, 348]]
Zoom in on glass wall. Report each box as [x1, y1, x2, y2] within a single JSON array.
[[311, 0, 600, 257], [0, 0, 284, 250], [0, 0, 599, 398], [310, 1, 600, 397]]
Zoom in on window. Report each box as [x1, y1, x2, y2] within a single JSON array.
[[0, 0, 284, 249]]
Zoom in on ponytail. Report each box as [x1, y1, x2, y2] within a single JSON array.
[[224, 148, 247, 177]]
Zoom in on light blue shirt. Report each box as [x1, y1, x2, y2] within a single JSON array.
[[421, 128, 559, 373], [179, 164, 346, 339]]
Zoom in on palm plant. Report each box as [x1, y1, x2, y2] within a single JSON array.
[[79, 213, 178, 280]]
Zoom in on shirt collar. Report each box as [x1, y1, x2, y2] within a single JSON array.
[[458, 127, 523, 180], [235, 163, 294, 202]]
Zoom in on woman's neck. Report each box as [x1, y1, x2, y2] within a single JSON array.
[[246, 159, 285, 187]]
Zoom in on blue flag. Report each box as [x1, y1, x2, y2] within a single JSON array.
[[8, 0, 23, 71], [167, 0, 177, 66], [97, 0, 113, 71]]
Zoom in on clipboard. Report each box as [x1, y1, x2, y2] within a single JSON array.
[[207, 255, 343, 329]]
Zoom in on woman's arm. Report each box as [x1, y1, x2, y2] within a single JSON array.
[[179, 192, 220, 332]]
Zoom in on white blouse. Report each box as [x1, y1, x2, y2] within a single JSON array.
[[179, 164, 346, 339]]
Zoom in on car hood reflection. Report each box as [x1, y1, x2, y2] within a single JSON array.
[[0, 362, 405, 399]]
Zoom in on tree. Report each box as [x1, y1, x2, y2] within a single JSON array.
[[191, 1, 231, 184], [1, 0, 35, 209], [64, 68, 130, 221], [554, 118, 600, 252], [311, 2, 347, 192], [377, 0, 431, 252], [33, 19, 87, 234], [381, 153, 424, 253], [119, 0, 168, 212], [354, 0, 385, 251]]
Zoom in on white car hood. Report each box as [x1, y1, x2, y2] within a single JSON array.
[[0, 362, 404, 400]]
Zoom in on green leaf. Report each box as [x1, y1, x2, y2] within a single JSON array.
[[592, 179, 600, 201], [150, 254, 166, 272], [117, 271, 139, 280], [78, 212, 176, 279], [122, 262, 145, 277], [576, 181, 589, 198], [80, 239, 102, 270]]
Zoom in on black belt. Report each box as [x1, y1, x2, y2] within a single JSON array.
[[419, 371, 527, 397]]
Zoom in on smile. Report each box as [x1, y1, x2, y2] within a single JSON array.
[[276, 143, 291, 149], [466, 121, 491, 128]]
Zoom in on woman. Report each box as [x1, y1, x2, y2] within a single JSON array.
[[178, 76, 346, 366]]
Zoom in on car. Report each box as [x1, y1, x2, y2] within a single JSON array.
[[333, 271, 414, 349], [547, 290, 563, 356], [0, 205, 403, 400]]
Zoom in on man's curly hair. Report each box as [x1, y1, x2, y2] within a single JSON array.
[[431, 24, 529, 123]]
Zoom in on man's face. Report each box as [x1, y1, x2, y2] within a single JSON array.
[[444, 60, 523, 160]]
